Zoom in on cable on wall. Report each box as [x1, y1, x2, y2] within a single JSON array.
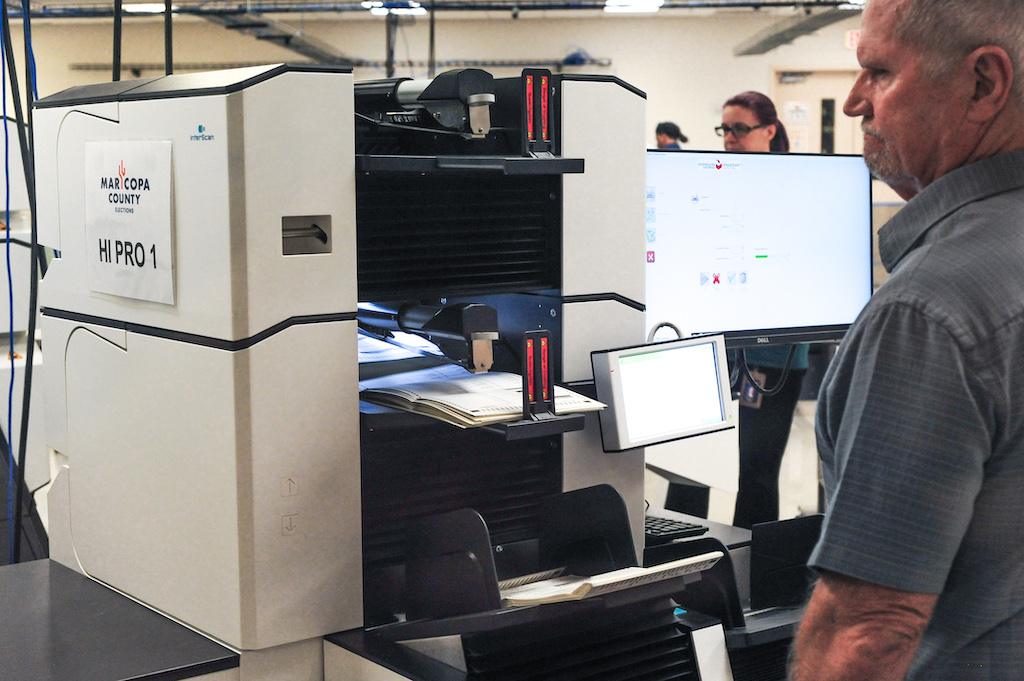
[[2, 11, 12, 565], [21, 0, 44, 280], [164, 0, 173, 74], [113, 0, 123, 81], [1, 0, 45, 562]]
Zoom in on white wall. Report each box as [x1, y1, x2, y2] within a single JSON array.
[[13, 9, 862, 148]]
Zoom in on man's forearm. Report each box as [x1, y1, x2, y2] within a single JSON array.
[[788, 571, 937, 681]]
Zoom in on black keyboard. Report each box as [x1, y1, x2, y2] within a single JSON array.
[[644, 515, 710, 544]]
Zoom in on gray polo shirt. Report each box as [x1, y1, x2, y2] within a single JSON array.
[[811, 150, 1024, 679]]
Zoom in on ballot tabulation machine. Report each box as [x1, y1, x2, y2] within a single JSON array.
[[33, 64, 737, 681]]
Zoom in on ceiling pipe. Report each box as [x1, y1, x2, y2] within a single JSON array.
[[21, 0, 862, 19]]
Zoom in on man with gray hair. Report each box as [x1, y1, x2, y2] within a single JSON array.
[[789, 0, 1024, 679]]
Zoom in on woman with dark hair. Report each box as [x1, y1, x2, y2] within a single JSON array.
[[718, 91, 807, 529], [717, 91, 790, 153], [655, 121, 687, 149]]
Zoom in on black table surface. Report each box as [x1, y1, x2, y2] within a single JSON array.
[[0, 559, 238, 681]]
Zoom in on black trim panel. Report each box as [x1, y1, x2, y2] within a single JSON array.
[[557, 74, 647, 100], [357, 154, 584, 175], [562, 293, 645, 313], [41, 307, 357, 351]]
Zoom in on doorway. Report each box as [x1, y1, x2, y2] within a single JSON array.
[[771, 70, 860, 155]]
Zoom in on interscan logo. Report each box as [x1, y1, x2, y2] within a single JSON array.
[[190, 124, 215, 142]]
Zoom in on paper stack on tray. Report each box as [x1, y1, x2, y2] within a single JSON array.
[[359, 364, 604, 428], [499, 551, 724, 607]]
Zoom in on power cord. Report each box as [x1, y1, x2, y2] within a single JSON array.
[[2, 0, 43, 562], [3, 8, 11, 564], [646, 321, 682, 343], [732, 345, 797, 398]]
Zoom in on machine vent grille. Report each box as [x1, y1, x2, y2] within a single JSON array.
[[462, 601, 700, 681], [356, 172, 562, 301], [360, 421, 562, 571], [727, 638, 791, 681]]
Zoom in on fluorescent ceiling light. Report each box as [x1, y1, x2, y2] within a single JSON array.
[[603, 0, 663, 13], [123, 2, 174, 12], [362, 0, 427, 15]]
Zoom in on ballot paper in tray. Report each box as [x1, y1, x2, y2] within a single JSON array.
[[358, 363, 605, 428], [498, 551, 724, 607]]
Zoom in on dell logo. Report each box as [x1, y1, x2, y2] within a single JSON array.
[[757, 337, 770, 344]]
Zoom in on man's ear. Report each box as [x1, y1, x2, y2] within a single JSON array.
[[966, 45, 1014, 123]]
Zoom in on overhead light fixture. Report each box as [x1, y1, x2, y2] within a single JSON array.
[[361, 0, 427, 15], [122, 2, 175, 12], [603, 0, 663, 13]]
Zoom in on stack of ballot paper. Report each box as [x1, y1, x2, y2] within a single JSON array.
[[359, 364, 605, 428]]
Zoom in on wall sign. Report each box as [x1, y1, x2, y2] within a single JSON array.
[[783, 101, 811, 124], [789, 126, 809, 153], [85, 140, 175, 305]]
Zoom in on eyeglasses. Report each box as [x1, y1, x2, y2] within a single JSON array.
[[715, 123, 769, 138]]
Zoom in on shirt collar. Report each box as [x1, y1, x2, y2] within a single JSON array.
[[878, 150, 1024, 272]]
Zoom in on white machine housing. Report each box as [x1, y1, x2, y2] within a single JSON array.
[[33, 64, 735, 681], [35, 64, 362, 652]]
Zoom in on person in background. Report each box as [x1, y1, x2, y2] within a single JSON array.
[[718, 90, 790, 153], [716, 91, 809, 530], [790, 0, 1024, 678], [655, 121, 687, 149]]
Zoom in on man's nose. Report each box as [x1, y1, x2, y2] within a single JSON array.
[[844, 75, 870, 118]]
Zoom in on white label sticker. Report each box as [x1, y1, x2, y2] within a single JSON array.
[[85, 140, 174, 305]]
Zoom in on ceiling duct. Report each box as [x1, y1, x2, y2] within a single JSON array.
[[733, 7, 860, 56], [201, 12, 370, 65]]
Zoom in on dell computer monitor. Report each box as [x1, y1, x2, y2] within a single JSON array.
[[591, 334, 734, 452], [644, 150, 873, 348]]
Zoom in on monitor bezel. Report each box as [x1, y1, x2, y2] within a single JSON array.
[[644, 148, 874, 350], [591, 333, 735, 453]]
